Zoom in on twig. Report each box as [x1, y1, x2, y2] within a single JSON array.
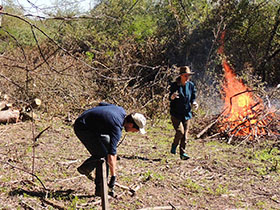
[[115, 182, 132, 191], [115, 182, 142, 197], [34, 126, 51, 142], [204, 132, 221, 140], [1, 161, 48, 190], [168, 202, 177, 209], [19, 199, 35, 210], [197, 109, 226, 139], [196, 119, 218, 139]]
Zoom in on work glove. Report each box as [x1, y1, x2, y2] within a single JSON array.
[[192, 101, 199, 110], [108, 175, 116, 197]]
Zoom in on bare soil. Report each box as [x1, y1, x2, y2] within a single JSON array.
[[1, 118, 280, 210]]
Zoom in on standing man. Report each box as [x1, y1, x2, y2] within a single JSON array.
[[169, 66, 198, 160], [74, 102, 146, 196]]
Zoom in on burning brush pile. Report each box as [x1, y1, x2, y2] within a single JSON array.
[[197, 61, 279, 144], [197, 32, 280, 144], [216, 61, 279, 143]]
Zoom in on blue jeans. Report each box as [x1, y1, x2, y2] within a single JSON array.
[[74, 121, 110, 185]]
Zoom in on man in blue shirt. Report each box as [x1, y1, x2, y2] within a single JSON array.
[[169, 66, 198, 160], [74, 102, 146, 196]]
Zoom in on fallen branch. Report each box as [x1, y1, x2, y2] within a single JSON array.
[[1, 161, 47, 190], [196, 109, 227, 139], [196, 119, 218, 139], [115, 182, 134, 192], [115, 183, 142, 198]]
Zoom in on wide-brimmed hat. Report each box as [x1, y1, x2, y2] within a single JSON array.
[[131, 113, 146, 134], [178, 66, 194, 75]]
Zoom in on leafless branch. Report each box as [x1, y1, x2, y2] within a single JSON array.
[[1, 161, 48, 190]]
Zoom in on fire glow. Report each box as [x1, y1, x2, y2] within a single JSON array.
[[219, 60, 269, 137], [218, 31, 272, 138]]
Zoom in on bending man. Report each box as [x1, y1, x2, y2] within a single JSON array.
[[74, 102, 146, 196]]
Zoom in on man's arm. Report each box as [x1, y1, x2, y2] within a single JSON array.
[[107, 154, 117, 176], [107, 154, 117, 196]]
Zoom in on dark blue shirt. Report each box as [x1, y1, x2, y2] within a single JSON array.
[[169, 79, 196, 121], [76, 102, 126, 155]]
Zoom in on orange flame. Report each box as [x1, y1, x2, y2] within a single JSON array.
[[220, 60, 267, 136], [218, 31, 270, 137]]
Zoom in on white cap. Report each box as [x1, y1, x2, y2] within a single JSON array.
[[131, 113, 146, 134]]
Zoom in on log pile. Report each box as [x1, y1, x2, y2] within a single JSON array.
[[0, 94, 20, 124], [0, 94, 41, 124]]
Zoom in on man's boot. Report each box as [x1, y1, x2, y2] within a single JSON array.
[[170, 144, 177, 154], [77, 157, 100, 180]]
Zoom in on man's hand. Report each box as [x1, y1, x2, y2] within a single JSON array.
[[192, 101, 199, 110], [108, 175, 116, 197], [171, 91, 179, 100]]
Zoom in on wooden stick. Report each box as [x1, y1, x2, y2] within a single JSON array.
[[115, 182, 131, 191], [115, 182, 141, 197], [196, 109, 227, 139], [100, 158, 110, 210], [196, 119, 218, 139]]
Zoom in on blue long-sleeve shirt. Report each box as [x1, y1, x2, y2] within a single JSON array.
[[76, 102, 126, 155], [169, 79, 196, 121]]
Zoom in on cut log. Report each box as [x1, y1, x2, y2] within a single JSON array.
[[25, 98, 42, 112], [31, 98, 41, 109], [0, 109, 20, 123]]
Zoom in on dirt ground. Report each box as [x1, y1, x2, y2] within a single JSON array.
[[0, 118, 280, 210]]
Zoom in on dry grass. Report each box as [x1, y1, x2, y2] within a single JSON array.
[[1, 117, 280, 210]]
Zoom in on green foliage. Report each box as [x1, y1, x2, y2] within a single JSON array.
[[214, 183, 229, 195], [69, 196, 79, 209], [183, 178, 202, 193], [254, 148, 280, 175], [128, 14, 157, 42], [0, 0, 279, 119], [207, 0, 280, 83], [142, 169, 165, 181]]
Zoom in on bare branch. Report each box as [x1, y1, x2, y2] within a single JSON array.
[[1, 161, 48, 190]]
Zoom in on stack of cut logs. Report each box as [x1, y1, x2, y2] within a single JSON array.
[[0, 94, 41, 124]]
